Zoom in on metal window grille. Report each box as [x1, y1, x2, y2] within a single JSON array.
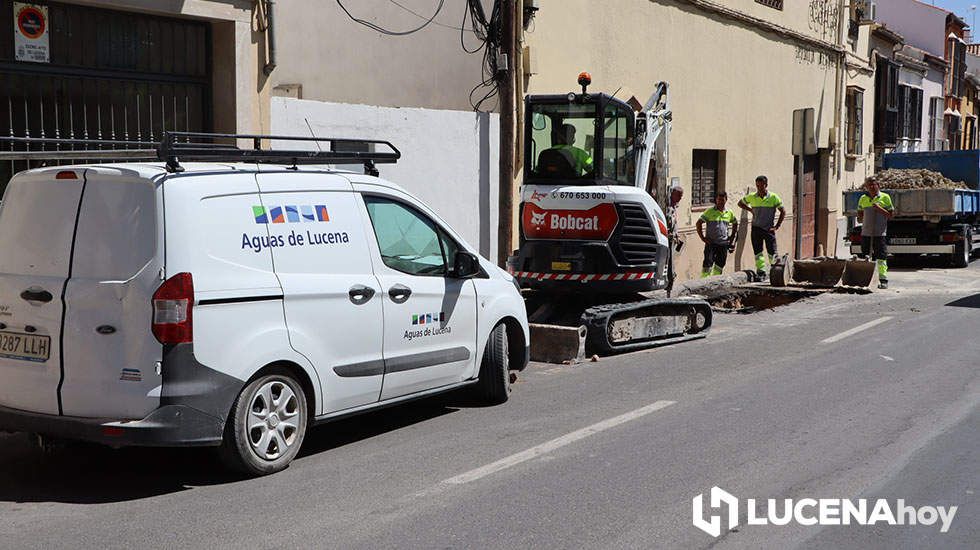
[[846, 88, 863, 155], [755, 0, 784, 10], [691, 149, 720, 207]]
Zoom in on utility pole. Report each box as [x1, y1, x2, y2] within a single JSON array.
[[497, 0, 516, 267]]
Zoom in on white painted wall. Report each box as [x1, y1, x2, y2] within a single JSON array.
[[270, 97, 501, 262], [875, 0, 948, 57]]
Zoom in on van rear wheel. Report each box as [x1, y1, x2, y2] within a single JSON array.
[[219, 370, 308, 476], [472, 323, 511, 405]]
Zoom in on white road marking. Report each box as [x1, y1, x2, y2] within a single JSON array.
[[441, 400, 676, 486], [880, 355, 894, 361], [821, 316, 893, 344]]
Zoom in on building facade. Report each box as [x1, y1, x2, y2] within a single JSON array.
[[524, 0, 849, 278], [0, 0, 502, 259]]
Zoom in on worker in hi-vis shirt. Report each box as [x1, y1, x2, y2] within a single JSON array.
[[857, 177, 894, 289], [696, 191, 738, 278], [737, 175, 786, 280], [547, 123, 594, 176]]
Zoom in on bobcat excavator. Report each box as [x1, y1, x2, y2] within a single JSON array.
[[508, 74, 712, 355]]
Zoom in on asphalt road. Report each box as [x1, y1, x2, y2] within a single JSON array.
[[0, 260, 977, 549]]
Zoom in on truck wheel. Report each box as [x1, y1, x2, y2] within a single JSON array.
[[952, 228, 972, 268], [472, 323, 511, 405], [219, 369, 308, 476]]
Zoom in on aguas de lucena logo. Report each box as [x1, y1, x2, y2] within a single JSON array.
[[692, 487, 958, 538]]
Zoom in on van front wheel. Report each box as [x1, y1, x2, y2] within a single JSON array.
[[472, 323, 511, 405], [220, 370, 308, 476]]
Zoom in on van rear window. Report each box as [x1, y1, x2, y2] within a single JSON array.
[[71, 179, 157, 280], [0, 178, 83, 276]]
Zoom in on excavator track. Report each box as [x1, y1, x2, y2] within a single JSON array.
[[581, 297, 712, 354]]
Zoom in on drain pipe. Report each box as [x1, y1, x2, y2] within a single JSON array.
[[262, 0, 277, 76]]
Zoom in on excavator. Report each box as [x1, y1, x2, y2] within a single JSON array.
[[508, 73, 712, 355]]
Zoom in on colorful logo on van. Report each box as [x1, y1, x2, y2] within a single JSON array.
[[253, 205, 330, 224], [412, 312, 446, 325]]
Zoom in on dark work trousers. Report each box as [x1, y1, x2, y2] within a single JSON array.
[[860, 236, 888, 260], [702, 243, 730, 271], [750, 226, 778, 257]]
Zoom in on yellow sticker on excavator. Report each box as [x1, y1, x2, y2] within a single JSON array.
[[551, 261, 572, 271]]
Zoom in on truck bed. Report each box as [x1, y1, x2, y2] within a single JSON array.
[[843, 188, 980, 220]]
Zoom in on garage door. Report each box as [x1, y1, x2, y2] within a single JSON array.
[[0, 0, 210, 193]]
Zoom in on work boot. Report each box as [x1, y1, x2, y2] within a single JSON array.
[[878, 279, 889, 290]]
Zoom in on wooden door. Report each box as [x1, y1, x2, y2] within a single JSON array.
[[795, 154, 819, 258]]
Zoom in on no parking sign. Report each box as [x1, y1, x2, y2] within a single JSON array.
[[13, 2, 49, 63]]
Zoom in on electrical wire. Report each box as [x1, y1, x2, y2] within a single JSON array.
[[334, 0, 503, 112], [463, 0, 503, 112], [387, 0, 475, 32], [336, 0, 446, 36]]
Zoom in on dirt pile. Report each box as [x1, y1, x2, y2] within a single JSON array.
[[856, 169, 969, 190]]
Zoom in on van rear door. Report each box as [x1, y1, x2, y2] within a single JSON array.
[[59, 168, 163, 419], [0, 169, 84, 414]]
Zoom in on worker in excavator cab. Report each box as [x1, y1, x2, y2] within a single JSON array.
[[540, 123, 594, 177], [856, 177, 894, 289]]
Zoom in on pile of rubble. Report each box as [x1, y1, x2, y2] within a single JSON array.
[[858, 168, 969, 190]]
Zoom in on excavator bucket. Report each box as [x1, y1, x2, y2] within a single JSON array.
[[840, 258, 877, 287], [769, 256, 876, 288], [789, 257, 847, 287]]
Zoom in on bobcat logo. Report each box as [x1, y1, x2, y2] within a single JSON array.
[[530, 190, 547, 202], [530, 211, 546, 226]]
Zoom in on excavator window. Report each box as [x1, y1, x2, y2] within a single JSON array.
[[604, 103, 635, 186], [528, 103, 597, 180]]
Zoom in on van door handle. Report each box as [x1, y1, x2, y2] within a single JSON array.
[[348, 285, 375, 305], [388, 284, 412, 303], [20, 288, 53, 303]]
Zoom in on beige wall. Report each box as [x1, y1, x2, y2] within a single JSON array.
[[841, 23, 876, 195], [526, 0, 846, 279], [69, 0, 493, 132], [269, 0, 486, 112]]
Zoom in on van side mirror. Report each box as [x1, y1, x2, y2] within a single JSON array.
[[452, 251, 481, 279]]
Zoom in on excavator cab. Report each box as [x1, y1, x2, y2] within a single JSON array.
[[525, 76, 637, 187]]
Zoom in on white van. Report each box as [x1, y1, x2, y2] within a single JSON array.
[[0, 143, 528, 475]]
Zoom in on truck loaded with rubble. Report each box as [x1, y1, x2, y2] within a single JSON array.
[[843, 150, 980, 267]]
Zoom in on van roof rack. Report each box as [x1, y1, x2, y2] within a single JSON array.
[[158, 132, 401, 174], [0, 132, 401, 176]]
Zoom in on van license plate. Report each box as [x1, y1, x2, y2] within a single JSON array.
[[0, 331, 51, 362], [551, 261, 572, 271], [890, 237, 915, 245]]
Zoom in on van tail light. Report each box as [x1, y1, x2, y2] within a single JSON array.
[[55, 170, 78, 180], [941, 232, 962, 243], [152, 272, 193, 344]]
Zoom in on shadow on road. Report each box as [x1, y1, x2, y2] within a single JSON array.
[[0, 391, 480, 505], [945, 293, 980, 308]]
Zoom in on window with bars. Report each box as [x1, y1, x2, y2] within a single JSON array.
[[755, 0, 784, 10], [948, 38, 967, 97], [691, 149, 722, 207], [947, 115, 962, 150], [845, 87, 863, 155], [929, 97, 946, 150], [897, 85, 924, 140], [874, 58, 900, 146]]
